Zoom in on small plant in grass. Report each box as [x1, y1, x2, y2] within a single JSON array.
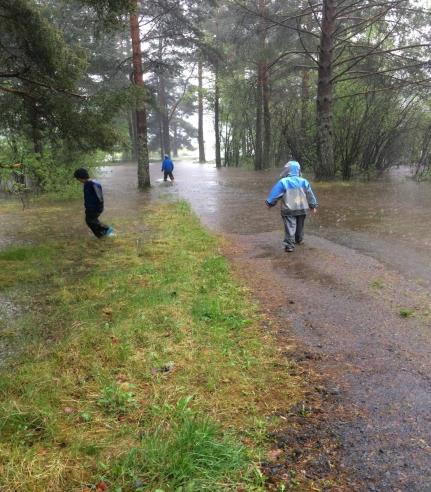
[[97, 383, 136, 415], [399, 307, 415, 318], [101, 396, 254, 490], [0, 405, 52, 443], [371, 278, 385, 289], [79, 411, 92, 423]]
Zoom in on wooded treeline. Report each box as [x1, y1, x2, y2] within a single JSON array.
[[1, 0, 430, 189]]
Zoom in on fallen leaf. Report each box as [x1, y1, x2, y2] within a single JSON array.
[[267, 448, 283, 461]]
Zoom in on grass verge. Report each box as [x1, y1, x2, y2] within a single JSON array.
[[0, 201, 305, 491]]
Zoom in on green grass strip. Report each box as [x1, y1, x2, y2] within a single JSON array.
[[0, 201, 303, 491]]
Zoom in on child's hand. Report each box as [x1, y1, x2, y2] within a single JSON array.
[[311, 208, 317, 214]]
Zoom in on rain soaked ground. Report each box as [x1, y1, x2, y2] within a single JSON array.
[[1, 161, 431, 490]]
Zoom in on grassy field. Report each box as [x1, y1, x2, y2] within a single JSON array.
[[0, 201, 305, 491]]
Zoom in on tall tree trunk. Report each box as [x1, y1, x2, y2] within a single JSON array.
[[262, 60, 270, 168], [130, 2, 150, 189], [255, 0, 268, 170], [255, 66, 263, 170], [261, 0, 270, 169], [316, 0, 336, 179], [159, 75, 171, 156], [172, 121, 179, 157], [158, 113, 164, 160], [128, 112, 138, 160], [301, 69, 310, 133], [125, 35, 138, 159], [158, 38, 171, 156], [198, 58, 206, 163], [214, 62, 222, 169]]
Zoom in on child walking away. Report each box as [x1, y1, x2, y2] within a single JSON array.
[[73, 168, 115, 238], [265, 161, 318, 252], [161, 154, 174, 181]]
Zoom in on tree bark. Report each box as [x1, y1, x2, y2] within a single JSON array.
[[214, 62, 222, 169], [158, 38, 171, 156], [255, 65, 263, 170], [128, 112, 138, 160], [198, 58, 206, 163], [301, 69, 310, 133], [262, 60, 270, 168], [172, 121, 179, 157], [130, 1, 150, 189], [255, 0, 269, 170], [159, 76, 171, 156], [316, 0, 336, 179], [158, 113, 164, 160]]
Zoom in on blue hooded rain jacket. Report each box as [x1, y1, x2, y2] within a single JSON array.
[[266, 161, 318, 216], [161, 156, 174, 173]]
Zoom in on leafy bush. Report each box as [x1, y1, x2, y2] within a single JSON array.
[[0, 138, 105, 197]]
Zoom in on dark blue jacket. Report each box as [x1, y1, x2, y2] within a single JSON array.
[[161, 158, 174, 173], [84, 180, 104, 213]]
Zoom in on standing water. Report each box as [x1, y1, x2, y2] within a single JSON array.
[[164, 161, 431, 285]]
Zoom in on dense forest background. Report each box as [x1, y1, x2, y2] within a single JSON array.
[[1, 0, 431, 191]]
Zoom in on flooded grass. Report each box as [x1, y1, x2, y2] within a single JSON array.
[[0, 200, 306, 491]]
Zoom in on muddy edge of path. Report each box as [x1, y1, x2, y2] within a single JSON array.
[[221, 231, 431, 492]]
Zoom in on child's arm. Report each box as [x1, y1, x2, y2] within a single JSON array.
[[92, 183, 104, 205], [304, 181, 318, 210], [265, 180, 286, 207]]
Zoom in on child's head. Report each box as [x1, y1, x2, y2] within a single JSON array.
[[284, 161, 301, 177], [74, 168, 90, 183]]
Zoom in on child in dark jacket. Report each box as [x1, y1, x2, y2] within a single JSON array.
[[161, 155, 175, 181], [74, 168, 114, 238], [266, 161, 318, 252]]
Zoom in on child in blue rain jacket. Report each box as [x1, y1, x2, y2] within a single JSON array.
[[265, 161, 318, 252], [161, 155, 175, 181]]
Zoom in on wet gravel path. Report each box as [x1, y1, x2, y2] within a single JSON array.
[[225, 232, 431, 491]]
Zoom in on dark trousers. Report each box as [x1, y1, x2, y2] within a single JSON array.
[[282, 214, 306, 248], [164, 171, 174, 181], [85, 210, 109, 238]]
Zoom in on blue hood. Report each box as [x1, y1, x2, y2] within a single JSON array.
[[283, 161, 301, 177]]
